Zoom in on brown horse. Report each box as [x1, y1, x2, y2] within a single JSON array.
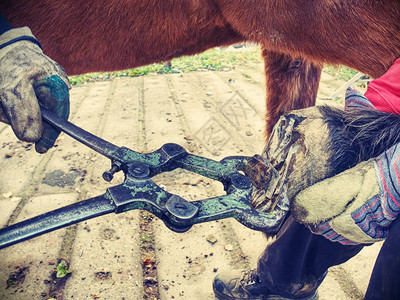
[[2, 0, 400, 134]]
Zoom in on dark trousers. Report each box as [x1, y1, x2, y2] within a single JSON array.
[[257, 215, 400, 299]]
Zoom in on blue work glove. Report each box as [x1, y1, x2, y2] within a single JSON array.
[[0, 27, 70, 153]]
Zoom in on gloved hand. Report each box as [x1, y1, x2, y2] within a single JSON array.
[[292, 158, 384, 245], [0, 27, 70, 153]]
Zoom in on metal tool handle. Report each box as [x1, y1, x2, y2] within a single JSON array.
[[41, 108, 120, 161], [0, 195, 114, 249]]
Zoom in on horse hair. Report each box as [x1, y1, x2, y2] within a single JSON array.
[[319, 106, 400, 174]]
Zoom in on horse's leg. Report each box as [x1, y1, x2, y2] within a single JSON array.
[[262, 49, 323, 136]]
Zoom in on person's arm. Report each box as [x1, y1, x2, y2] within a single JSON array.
[[0, 12, 70, 153]]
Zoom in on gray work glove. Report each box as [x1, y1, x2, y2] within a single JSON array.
[[0, 27, 70, 153]]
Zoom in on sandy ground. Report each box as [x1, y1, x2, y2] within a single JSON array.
[[0, 58, 382, 299]]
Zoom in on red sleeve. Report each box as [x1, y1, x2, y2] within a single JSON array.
[[364, 58, 400, 114]]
